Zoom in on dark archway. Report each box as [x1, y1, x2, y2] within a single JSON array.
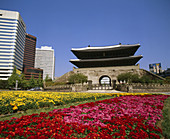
[[99, 75, 111, 86]]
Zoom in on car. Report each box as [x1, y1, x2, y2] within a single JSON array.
[[9, 87, 21, 90], [27, 87, 42, 91]]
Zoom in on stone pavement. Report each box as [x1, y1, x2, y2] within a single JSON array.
[[84, 90, 122, 93], [84, 90, 170, 95]]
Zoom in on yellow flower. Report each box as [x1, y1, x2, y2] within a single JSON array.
[[13, 105, 18, 110]]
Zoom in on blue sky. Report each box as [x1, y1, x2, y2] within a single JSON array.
[[1, 0, 170, 77]]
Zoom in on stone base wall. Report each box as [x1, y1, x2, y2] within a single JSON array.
[[73, 65, 141, 85], [44, 84, 72, 92], [44, 84, 88, 92], [117, 83, 170, 92], [130, 83, 170, 92]]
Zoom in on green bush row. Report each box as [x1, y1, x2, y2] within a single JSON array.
[[117, 72, 167, 84]]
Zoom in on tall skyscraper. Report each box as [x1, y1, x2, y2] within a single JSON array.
[[23, 33, 36, 69], [23, 33, 43, 80], [0, 10, 26, 80], [35, 46, 55, 80]]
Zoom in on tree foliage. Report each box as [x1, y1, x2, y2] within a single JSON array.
[[44, 74, 54, 86], [117, 72, 164, 84], [8, 67, 20, 88], [0, 80, 8, 89], [37, 73, 43, 87], [164, 77, 170, 84], [6, 67, 44, 89], [117, 73, 131, 83], [68, 73, 88, 84]]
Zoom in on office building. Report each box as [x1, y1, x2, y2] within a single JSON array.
[[23, 33, 43, 80], [149, 63, 162, 74], [23, 67, 43, 80], [0, 10, 26, 80], [35, 46, 55, 80], [23, 33, 36, 69]]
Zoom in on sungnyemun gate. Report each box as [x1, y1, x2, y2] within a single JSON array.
[[70, 43, 143, 90]]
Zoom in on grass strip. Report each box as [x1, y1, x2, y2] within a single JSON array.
[[162, 97, 170, 139]]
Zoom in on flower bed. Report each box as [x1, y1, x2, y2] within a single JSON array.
[[0, 94, 169, 138], [0, 91, 114, 115]]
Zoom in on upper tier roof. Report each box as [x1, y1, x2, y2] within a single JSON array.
[[71, 44, 141, 59], [71, 44, 140, 51]]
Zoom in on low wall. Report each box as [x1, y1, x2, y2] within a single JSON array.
[[72, 84, 88, 92], [117, 83, 170, 92], [44, 84, 88, 92], [44, 85, 72, 92]]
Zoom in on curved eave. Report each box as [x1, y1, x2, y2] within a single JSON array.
[[70, 55, 143, 62], [71, 44, 140, 52], [70, 55, 143, 68]]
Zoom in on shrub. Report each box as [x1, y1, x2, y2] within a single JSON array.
[[163, 77, 170, 84], [139, 75, 151, 84], [130, 74, 140, 83], [117, 73, 140, 83], [117, 73, 164, 84], [117, 73, 132, 83], [68, 73, 88, 84], [0, 80, 8, 89]]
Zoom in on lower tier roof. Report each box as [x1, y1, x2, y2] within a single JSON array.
[[70, 55, 143, 68]]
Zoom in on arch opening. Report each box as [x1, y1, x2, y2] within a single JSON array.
[[99, 75, 111, 86]]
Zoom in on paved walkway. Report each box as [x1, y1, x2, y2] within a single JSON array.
[[84, 90, 170, 95], [85, 90, 122, 93]]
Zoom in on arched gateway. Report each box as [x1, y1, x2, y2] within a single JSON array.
[[70, 43, 143, 90], [99, 75, 111, 86]]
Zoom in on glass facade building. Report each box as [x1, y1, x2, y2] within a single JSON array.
[[0, 10, 26, 80]]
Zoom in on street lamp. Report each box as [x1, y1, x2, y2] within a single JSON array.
[[15, 80, 18, 90]]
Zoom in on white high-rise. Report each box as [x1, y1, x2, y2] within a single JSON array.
[[0, 10, 26, 80], [35, 46, 55, 80]]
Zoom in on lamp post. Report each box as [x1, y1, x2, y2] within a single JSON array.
[[15, 80, 18, 90]]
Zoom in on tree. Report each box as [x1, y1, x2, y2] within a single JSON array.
[[117, 73, 132, 83], [37, 73, 43, 87], [140, 75, 151, 84], [130, 74, 140, 83], [44, 74, 53, 87], [29, 75, 37, 88], [19, 73, 26, 88], [21, 79, 30, 90], [0, 80, 8, 89], [68, 73, 87, 84], [8, 67, 20, 88], [164, 77, 170, 84], [45, 74, 52, 82], [117, 73, 147, 84]]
